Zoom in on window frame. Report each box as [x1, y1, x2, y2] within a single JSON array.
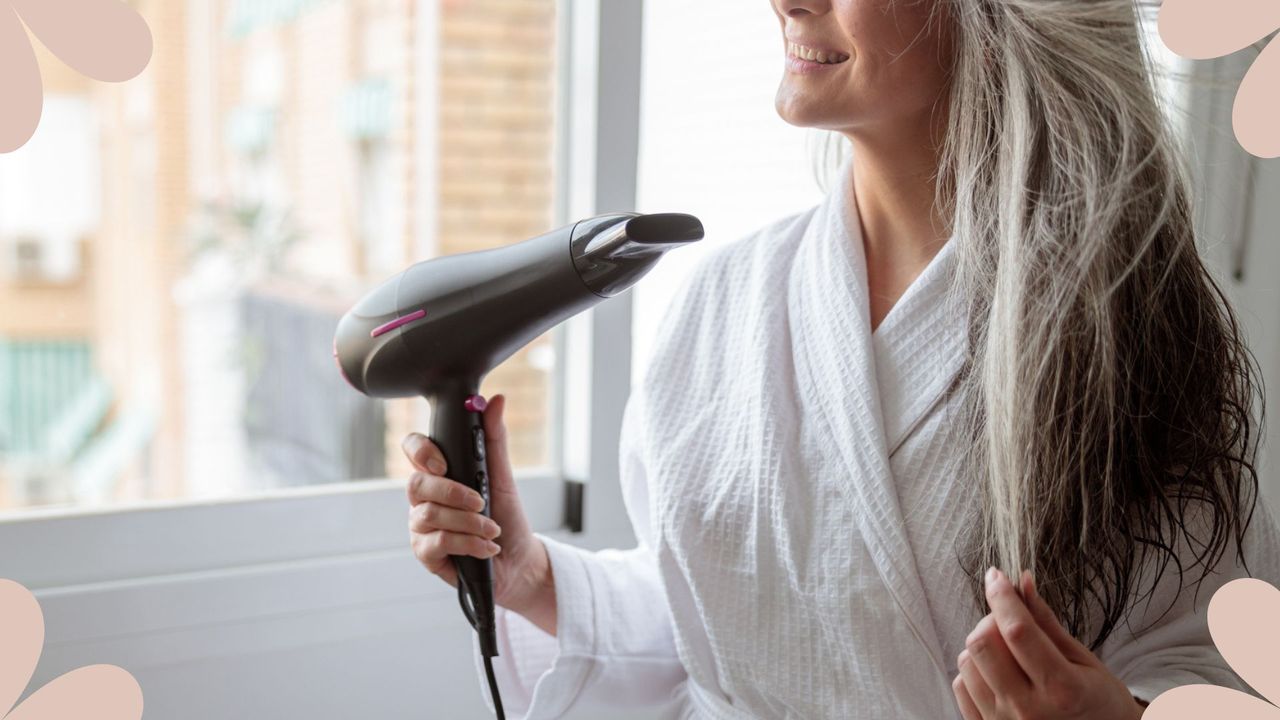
[[0, 0, 645, 590]]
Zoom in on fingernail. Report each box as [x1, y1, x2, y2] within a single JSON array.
[[957, 649, 969, 667], [484, 520, 501, 538], [469, 492, 486, 510], [427, 458, 446, 475], [489, 521, 502, 538], [984, 566, 998, 588], [487, 542, 501, 556]]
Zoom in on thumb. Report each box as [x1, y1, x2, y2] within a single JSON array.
[[1021, 571, 1099, 666], [481, 393, 516, 495]]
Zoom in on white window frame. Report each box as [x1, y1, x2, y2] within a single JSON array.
[[0, 0, 643, 591]]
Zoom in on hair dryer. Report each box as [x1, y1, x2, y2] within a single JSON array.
[[333, 212, 703, 717]]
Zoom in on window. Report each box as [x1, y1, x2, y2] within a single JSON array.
[[633, 0, 826, 378], [0, 0, 564, 512]]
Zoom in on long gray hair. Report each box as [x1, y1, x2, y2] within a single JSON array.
[[818, 0, 1261, 648]]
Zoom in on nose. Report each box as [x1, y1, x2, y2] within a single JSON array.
[[775, 0, 829, 17]]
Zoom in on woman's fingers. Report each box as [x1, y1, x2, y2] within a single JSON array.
[[952, 670, 983, 720], [985, 568, 1071, 683], [410, 501, 501, 539], [965, 613, 1031, 698], [957, 648, 996, 716], [1020, 570, 1098, 667], [402, 432, 448, 476], [411, 530, 501, 570], [406, 471, 486, 511]]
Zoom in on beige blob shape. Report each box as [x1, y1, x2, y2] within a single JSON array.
[[1147, 684, 1280, 720], [1209, 578, 1280, 704], [1234, 40, 1280, 159], [0, 580, 44, 717], [0, 579, 144, 720], [6, 666, 142, 720], [0, 0, 152, 153], [1159, 0, 1280, 59], [0, 7, 43, 154]]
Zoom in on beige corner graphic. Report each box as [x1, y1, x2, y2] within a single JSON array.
[[0, 0, 152, 153], [1159, 0, 1280, 159], [0, 579, 143, 720], [1146, 579, 1280, 719]]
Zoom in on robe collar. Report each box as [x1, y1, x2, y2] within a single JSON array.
[[787, 159, 966, 676]]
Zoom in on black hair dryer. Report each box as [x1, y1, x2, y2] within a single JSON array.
[[332, 212, 703, 716]]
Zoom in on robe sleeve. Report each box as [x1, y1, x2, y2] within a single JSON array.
[[1098, 495, 1280, 705], [470, 384, 685, 719]]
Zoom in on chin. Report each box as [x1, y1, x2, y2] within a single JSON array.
[[775, 99, 848, 132]]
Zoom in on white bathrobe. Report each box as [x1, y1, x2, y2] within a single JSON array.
[[476, 166, 1280, 719]]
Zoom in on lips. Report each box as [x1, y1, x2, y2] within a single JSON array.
[[787, 41, 850, 65]]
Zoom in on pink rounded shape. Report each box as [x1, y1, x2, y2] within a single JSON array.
[[464, 394, 488, 413]]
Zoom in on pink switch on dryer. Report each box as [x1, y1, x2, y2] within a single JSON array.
[[464, 394, 488, 413], [370, 309, 427, 338]]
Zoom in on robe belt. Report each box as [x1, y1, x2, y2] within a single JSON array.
[[685, 679, 759, 720]]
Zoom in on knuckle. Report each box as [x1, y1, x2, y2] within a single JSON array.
[[410, 533, 429, 560], [407, 471, 424, 498], [426, 532, 448, 557], [422, 502, 441, 524], [448, 483, 469, 507], [988, 582, 1014, 602], [1003, 620, 1031, 644]]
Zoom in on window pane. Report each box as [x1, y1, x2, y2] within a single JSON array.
[[634, 0, 823, 381], [0, 0, 562, 511]]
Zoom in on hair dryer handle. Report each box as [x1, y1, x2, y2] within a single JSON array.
[[429, 381, 498, 658]]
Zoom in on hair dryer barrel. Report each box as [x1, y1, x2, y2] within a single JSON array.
[[333, 212, 703, 399]]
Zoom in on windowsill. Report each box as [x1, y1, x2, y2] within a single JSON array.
[[0, 471, 568, 592]]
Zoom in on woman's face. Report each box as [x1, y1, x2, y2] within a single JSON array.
[[770, 0, 952, 136]]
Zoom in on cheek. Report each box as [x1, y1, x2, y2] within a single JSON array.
[[774, 56, 923, 131]]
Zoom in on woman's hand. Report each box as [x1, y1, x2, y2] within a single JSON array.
[[952, 568, 1146, 720], [403, 393, 557, 635]]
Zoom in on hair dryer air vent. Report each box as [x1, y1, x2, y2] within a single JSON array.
[[571, 212, 703, 297]]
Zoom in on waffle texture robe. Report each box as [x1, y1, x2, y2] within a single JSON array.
[[475, 165, 1280, 719]]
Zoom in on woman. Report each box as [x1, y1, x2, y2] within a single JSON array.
[[402, 0, 1280, 718]]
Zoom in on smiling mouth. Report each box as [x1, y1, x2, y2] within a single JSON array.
[[787, 42, 850, 65]]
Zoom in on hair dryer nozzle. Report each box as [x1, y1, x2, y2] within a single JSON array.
[[571, 212, 703, 297], [623, 213, 704, 245]]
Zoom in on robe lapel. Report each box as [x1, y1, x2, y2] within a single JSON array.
[[787, 164, 960, 675], [873, 238, 966, 457]]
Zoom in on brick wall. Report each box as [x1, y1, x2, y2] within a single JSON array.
[[205, 0, 560, 477], [439, 0, 558, 470]]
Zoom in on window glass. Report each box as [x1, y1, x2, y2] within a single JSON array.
[[633, 0, 824, 380], [0, 0, 562, 511]]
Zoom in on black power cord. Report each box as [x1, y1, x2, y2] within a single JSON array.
[[457, 565, 506, 719], [483, 654, 505, 719]]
